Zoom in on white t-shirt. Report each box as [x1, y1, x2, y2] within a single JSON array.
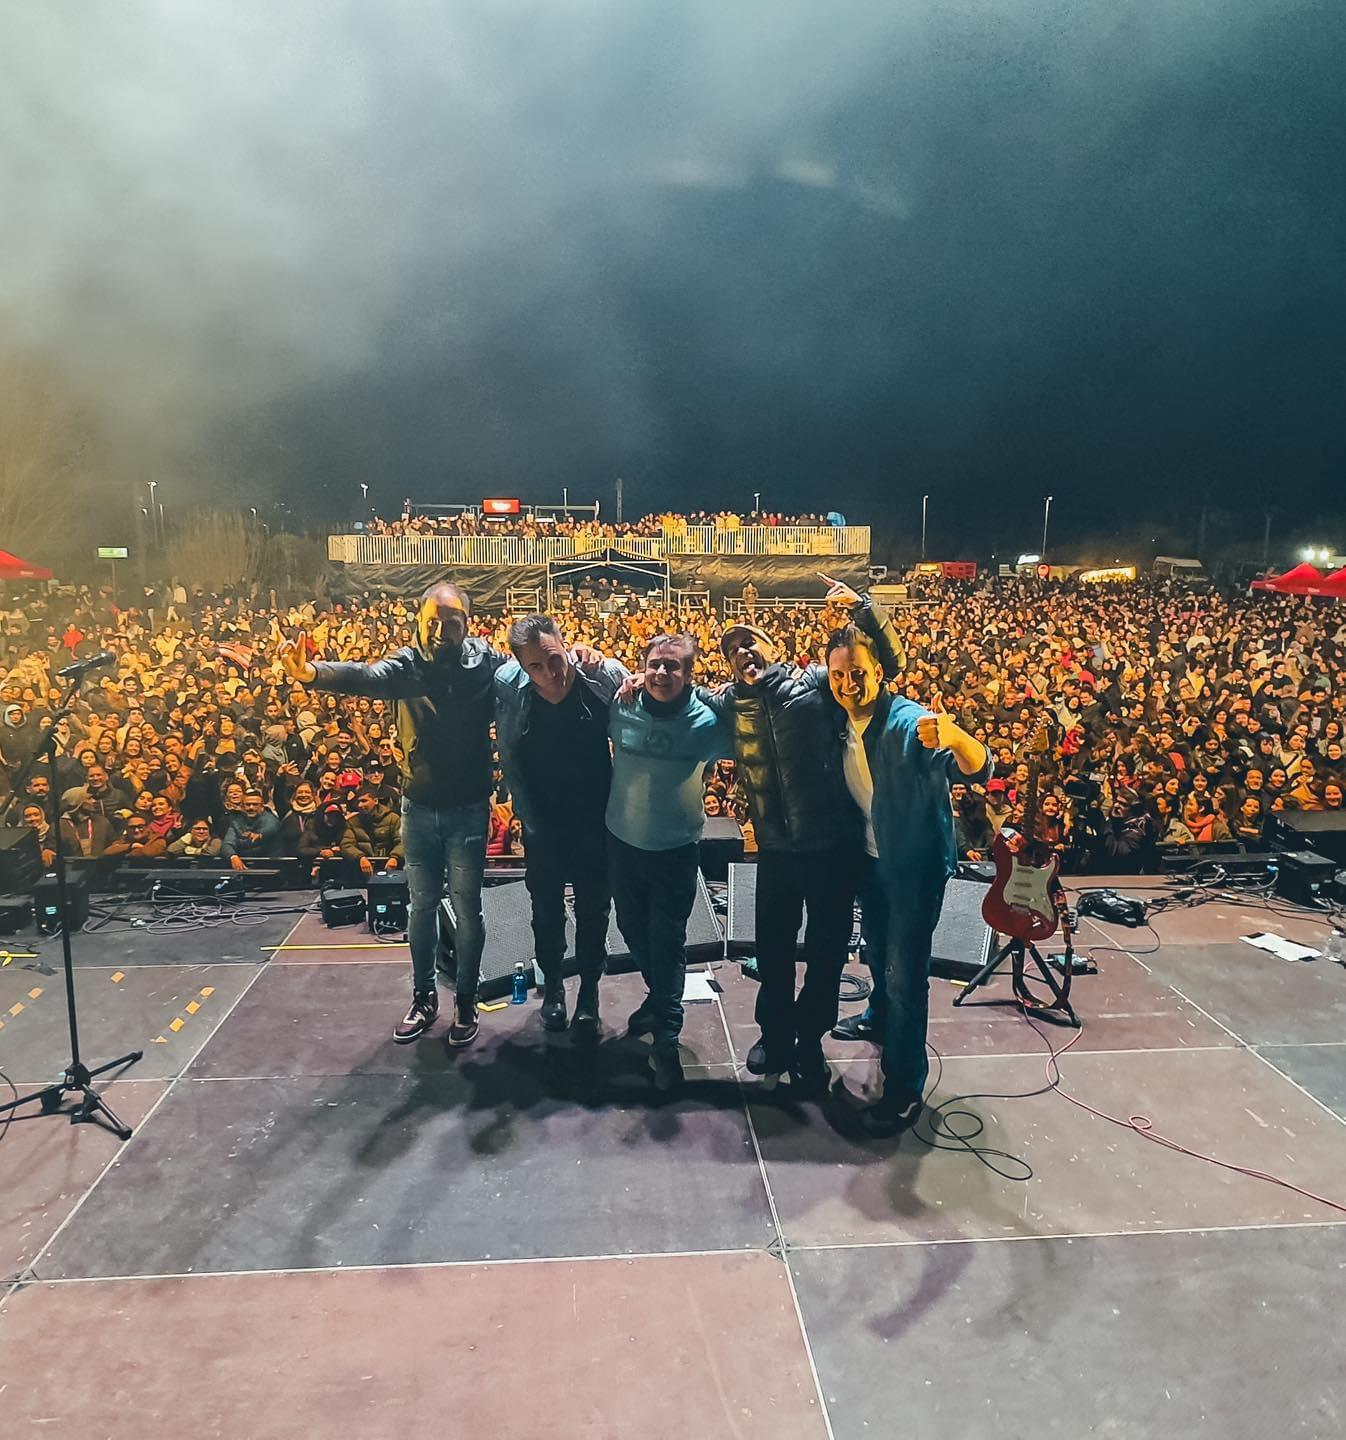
[[843, 712, 878, 858]]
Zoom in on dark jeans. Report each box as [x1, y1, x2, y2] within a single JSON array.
[[608, 836, 700, 1051], [754, 845, 862, 1061], [522, 821, 610, 983], [401, 798, 488, 997], [857, 857, 945, 1099]]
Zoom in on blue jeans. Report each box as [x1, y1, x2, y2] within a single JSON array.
[[401, 798, 488, 997], [857, 856, 945, 1099]]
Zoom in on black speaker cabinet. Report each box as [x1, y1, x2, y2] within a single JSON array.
[[698, 817, 744, 881], [440, 878, 573, 1000], [1275, 811, 1346, 866], [0, 825, 42, 894], [600, 870, 723, 972], [34, 868, 89, 935]]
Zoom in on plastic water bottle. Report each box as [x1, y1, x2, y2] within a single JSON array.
[[511, 962, 529, 1004], [1326, 929, 1346, 967]]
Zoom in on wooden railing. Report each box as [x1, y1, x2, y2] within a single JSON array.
[[328, 525, 870, 567]]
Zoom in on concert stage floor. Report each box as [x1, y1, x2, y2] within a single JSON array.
[[2, 879, 1343, 1438]]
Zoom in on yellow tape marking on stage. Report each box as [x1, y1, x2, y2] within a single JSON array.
[[111, 971, 125, 983], [185, 1000, 201, 1014], [200, 986, 215, 997], [28, 987, 42, 999], [8, 1003, 23, 1017], [479, 1000, 510, 1013], [169, 1017, 185, 1032], [0, 951, 36, 965], [151, 1035, 167, 1044], [265, 943, 410, 951]]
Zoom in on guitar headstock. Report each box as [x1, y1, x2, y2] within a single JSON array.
[[1023, 712, 1054, 757]]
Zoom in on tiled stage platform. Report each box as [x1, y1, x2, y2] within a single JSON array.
[[1, 880, 1343, 1438]]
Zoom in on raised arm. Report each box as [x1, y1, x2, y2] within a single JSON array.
[[277, 632, 421, 699]]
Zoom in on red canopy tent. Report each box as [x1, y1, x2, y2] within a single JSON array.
[[0, 549, 53, 581], [1250, 562, 1346, 598]]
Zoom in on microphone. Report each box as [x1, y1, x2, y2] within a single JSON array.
[[56, 650, 116, 679]]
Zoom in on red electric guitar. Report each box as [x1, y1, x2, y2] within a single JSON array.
[[981, 715, 1063, 942]]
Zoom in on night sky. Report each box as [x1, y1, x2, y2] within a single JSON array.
[[7, 2, 1345, 560]]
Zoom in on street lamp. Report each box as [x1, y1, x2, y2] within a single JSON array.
[[753, 491, 761, 512], [1042, 495, 1054, 558], [147, 481, 159, 543], [921, 494, 929, 561]]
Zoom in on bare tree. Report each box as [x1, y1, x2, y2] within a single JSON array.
[[166, 508, 265, 592], [0, 353, 86, 562]]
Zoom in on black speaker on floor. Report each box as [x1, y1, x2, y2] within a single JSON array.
[[929, 878, 996, 982], [600, 871, 723, 972], [724, 863, 994, 979], [698, 817, 744, 881], [366, 871, 408, 931], [725, 862, 803, 955], [0, 894, 33, 934], [1275, 812, 1346, 866], [34, 869, 89, 935], [440, 878, 576, 1001], [320, 887, 365, 927], [0, 826, 42, 894]]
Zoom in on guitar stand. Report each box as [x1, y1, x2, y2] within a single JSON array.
[[953, 933, 1081, 1028]]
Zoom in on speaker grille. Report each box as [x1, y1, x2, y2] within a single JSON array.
[[603, 872, 723, 971], [441, 878, 574, 997], [930, 878, 995, 980]]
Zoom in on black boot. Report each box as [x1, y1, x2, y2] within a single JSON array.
[[540, 975, 567, 1031], [571, 974, 601, 1044], [861, 1088, 923, 1138]]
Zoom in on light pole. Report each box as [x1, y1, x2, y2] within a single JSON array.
[[921, 494, 929, 561], [1042, 495, 1053, 558], [753, 490, 761, 513], [147, 481, 159, 544], [562, 486, 569, 515]]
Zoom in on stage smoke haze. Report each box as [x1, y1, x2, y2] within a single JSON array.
[[2, 2, 1343, 543]]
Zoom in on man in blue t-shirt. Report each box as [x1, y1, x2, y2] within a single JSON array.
[[607, 633, 730, 1092]]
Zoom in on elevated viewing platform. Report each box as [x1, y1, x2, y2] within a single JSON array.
[[327, 524, 870, 568]]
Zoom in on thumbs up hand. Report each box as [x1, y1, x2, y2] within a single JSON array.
[[278, 632, 317, 684], [917, 695, 954, 750]]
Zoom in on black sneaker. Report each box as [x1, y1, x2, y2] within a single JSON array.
[[649, 1047, 684, 1093], [831, 1012, 878, 1042], [540, 978, 568, 1032], [789, 1049, 831, 1099], [446, 995, 479, 1048], [626, 1000, 656, 1038], [745, 1039, 790, 1079], [393, 990, 438, 1044], [570, 976, 601, 1044], [861, 1089, 923, 1138]]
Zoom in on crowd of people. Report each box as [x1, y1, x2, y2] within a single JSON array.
[[2, 575, 1344, 884], [363, 507, 836, 542]]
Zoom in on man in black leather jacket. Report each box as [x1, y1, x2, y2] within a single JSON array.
[[714, 584, 902, 1091]]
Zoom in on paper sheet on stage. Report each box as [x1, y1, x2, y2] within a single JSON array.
[[1241, 932, 1321, 962]]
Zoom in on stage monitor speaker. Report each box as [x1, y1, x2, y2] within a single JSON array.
[[725, 862, 804, 955], [1275, 811, 1346, 866], [929, 878, 996, 982], [34, 869, 89, 935], [725, 863, 994, 979], [699, 817, 744, 881], [441, 878, 576, 1001], [0, 894, 33, 934], [0, 826, 42, 894], [599, 871, 723, 972], [320, 887, 365, 927]]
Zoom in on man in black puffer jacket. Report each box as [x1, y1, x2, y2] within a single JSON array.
[[714, 584, 902, 1091]]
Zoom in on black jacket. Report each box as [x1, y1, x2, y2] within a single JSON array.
[[714, 598, 903, 855], [312, 639, 509, 807]]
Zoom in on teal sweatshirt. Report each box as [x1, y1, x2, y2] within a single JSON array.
[[606, 690, 731, 851]]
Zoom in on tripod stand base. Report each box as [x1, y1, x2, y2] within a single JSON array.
[[953, 936, 1081, 1028], [2, 1051, 144, 1140]]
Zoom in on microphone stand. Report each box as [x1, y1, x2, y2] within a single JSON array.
[[0, 667, 142, 1138]]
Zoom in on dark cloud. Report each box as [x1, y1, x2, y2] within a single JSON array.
[[4, 2, 1344, 553]]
